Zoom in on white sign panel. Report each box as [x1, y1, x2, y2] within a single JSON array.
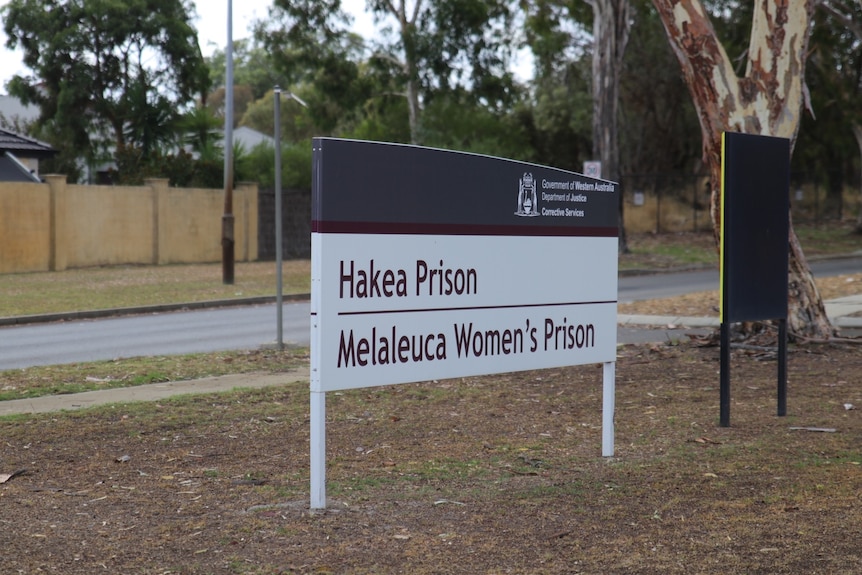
[[312, 234, 617, 391]]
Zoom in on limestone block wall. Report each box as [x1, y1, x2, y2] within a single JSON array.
[[0, 181, 50, 273], [0, 177, 258, 273]]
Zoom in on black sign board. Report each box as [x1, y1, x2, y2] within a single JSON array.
[[720, 132, 789, 323], [719, 132, 790, 426]]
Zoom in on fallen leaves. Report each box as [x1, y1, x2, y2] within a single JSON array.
[[0, 469, 27, 484]]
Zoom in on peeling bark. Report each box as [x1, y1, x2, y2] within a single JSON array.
[[652, 0, 835, 339]]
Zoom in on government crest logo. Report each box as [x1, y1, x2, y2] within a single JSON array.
[[515, 172, 539, 217]]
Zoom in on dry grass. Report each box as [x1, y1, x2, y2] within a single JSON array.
[[1, 342, 861, 573], [619, 272, 862, 318], [0, 260, 310, 317]]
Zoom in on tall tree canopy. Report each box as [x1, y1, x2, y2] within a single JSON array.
[[256, 0, 519, 145], [2, 0, 210, 168], [365, 0, 518, 143]]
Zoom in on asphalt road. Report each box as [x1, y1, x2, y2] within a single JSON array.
[[0, 303, 310, 370], [617, 256, 859, 303], [0, 257, 858, 370]]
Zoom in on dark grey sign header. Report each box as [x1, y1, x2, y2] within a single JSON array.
[[312, 138, 619, 237]]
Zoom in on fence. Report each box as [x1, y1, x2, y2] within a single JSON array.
[[0, 176, 258, 274], [257, 187, 312, 260], [4, 174, 855, 274], [623, 172, 860, 234]]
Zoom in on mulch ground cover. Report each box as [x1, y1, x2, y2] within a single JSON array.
[[1, 340, 860, 574]]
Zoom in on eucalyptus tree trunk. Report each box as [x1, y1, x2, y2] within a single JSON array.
[[651, 0, 835, 339], [587, 0, 632, 253], [378, 0, 423, 145]]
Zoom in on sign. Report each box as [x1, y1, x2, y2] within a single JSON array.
[[310, 138, 620, 507], [583, 161, 602, 179], [720, 132, 789, 324], [312, 139, 619, 391], [719, 131, 790, 427]]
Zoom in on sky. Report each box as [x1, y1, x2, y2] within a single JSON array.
[[0, 0, 529, 95]]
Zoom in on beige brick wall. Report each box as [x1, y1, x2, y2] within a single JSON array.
[[0, 177, 258, 273]]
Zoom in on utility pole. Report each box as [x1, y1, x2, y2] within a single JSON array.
[[222, 0, 235, 284], [274, 86, 284, 349]]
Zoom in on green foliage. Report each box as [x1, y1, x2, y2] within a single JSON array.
[[207, 38, 289, 100], [421, 93, 535, 161], [794, 2, 862, 208], [111, 144, 223, 188], [619, 1, 701, 173], [236, 140, 313, 190], [240, 89, 317, 142], [177, 107, 223, 153], [520, 0, 596, 171], [2, 0, 210, 172], [341, 94, 412, 144]]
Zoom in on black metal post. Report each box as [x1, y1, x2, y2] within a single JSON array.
[[720, 321, 731, 427], [777, 318, 787, 416]]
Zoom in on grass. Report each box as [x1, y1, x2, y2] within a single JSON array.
[[619, 220, 860, 271], [0, 223, 858, 402], [1, 342, 861, 572], [0, 223, 857, 316], [0, 260, 310, 317], [0, 348, 308, 401], [795, 222, 862, 256]]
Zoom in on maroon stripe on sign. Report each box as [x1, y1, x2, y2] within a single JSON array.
[[311, 220, 619, 238]]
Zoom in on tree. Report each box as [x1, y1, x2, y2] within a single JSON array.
[[522, 0, 597, 171], [240, 88, 316, 142], [524, 0, 635, 250], [619, 2, 701, 175], [814, 1, 862, 232], [365, 0, 518, 144], [2, 0, 209, 174], [651, 0, 834, 339], [585, 0, 633, 252], [255, 0, 518, 146], [255, 0, 371, 135], [790, 1, 861, 221], [206, 38, 289, 101]]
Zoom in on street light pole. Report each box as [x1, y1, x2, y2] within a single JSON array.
[[222, 0, 235, 285], [274, 86, 284, 349]]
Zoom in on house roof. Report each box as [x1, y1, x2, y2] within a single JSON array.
[[0, 128, 56, 159], [234, 126, 274, 151], [0, 152, 41, 182]]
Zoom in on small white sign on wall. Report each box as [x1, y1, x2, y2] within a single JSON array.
[[583, 161, 602, 179]]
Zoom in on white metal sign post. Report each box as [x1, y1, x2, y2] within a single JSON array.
[[310, 139, 619, 509]]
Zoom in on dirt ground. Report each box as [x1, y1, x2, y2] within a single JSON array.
[[1, 338, 861, 574], [2, 228, 860, 574]]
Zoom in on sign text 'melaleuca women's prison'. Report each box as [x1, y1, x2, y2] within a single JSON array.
[[336, 257, 597, 369]]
